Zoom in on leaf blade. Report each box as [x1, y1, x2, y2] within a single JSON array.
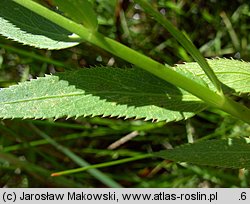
[[154, 138, 250, 169], [0, 67, 206, 122], [176, 58, 250, 94], [0, 0, 81, 49]]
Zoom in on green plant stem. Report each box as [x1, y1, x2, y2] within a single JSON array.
[[51, 154, 153, 177], [13, 0, 250, 124]]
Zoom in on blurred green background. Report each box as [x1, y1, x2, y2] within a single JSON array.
[[0, 0, 249, 187]]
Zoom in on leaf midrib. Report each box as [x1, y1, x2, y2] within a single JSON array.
[[0, 90, 199, 105]]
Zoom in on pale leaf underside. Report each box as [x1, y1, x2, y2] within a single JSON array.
[[0, 0, 81, 50], [0, 68, 206, 121], [154, 138, 250, 169], [175, 58, 250, 94]]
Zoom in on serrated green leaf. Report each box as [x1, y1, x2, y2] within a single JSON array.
[[0, 67, 206, 122], [154, 138, 250, 169], [176, 58, 250, 94], [0, 0, 81, 49], [53, 0, 98, 30]]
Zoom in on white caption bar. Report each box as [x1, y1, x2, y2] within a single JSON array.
[[0, 188, 249, 204]]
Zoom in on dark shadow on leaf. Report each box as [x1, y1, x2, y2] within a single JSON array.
[[154, 138, 250, 169], [0, 0, 80, 48], [56, 68, 207, 118]]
